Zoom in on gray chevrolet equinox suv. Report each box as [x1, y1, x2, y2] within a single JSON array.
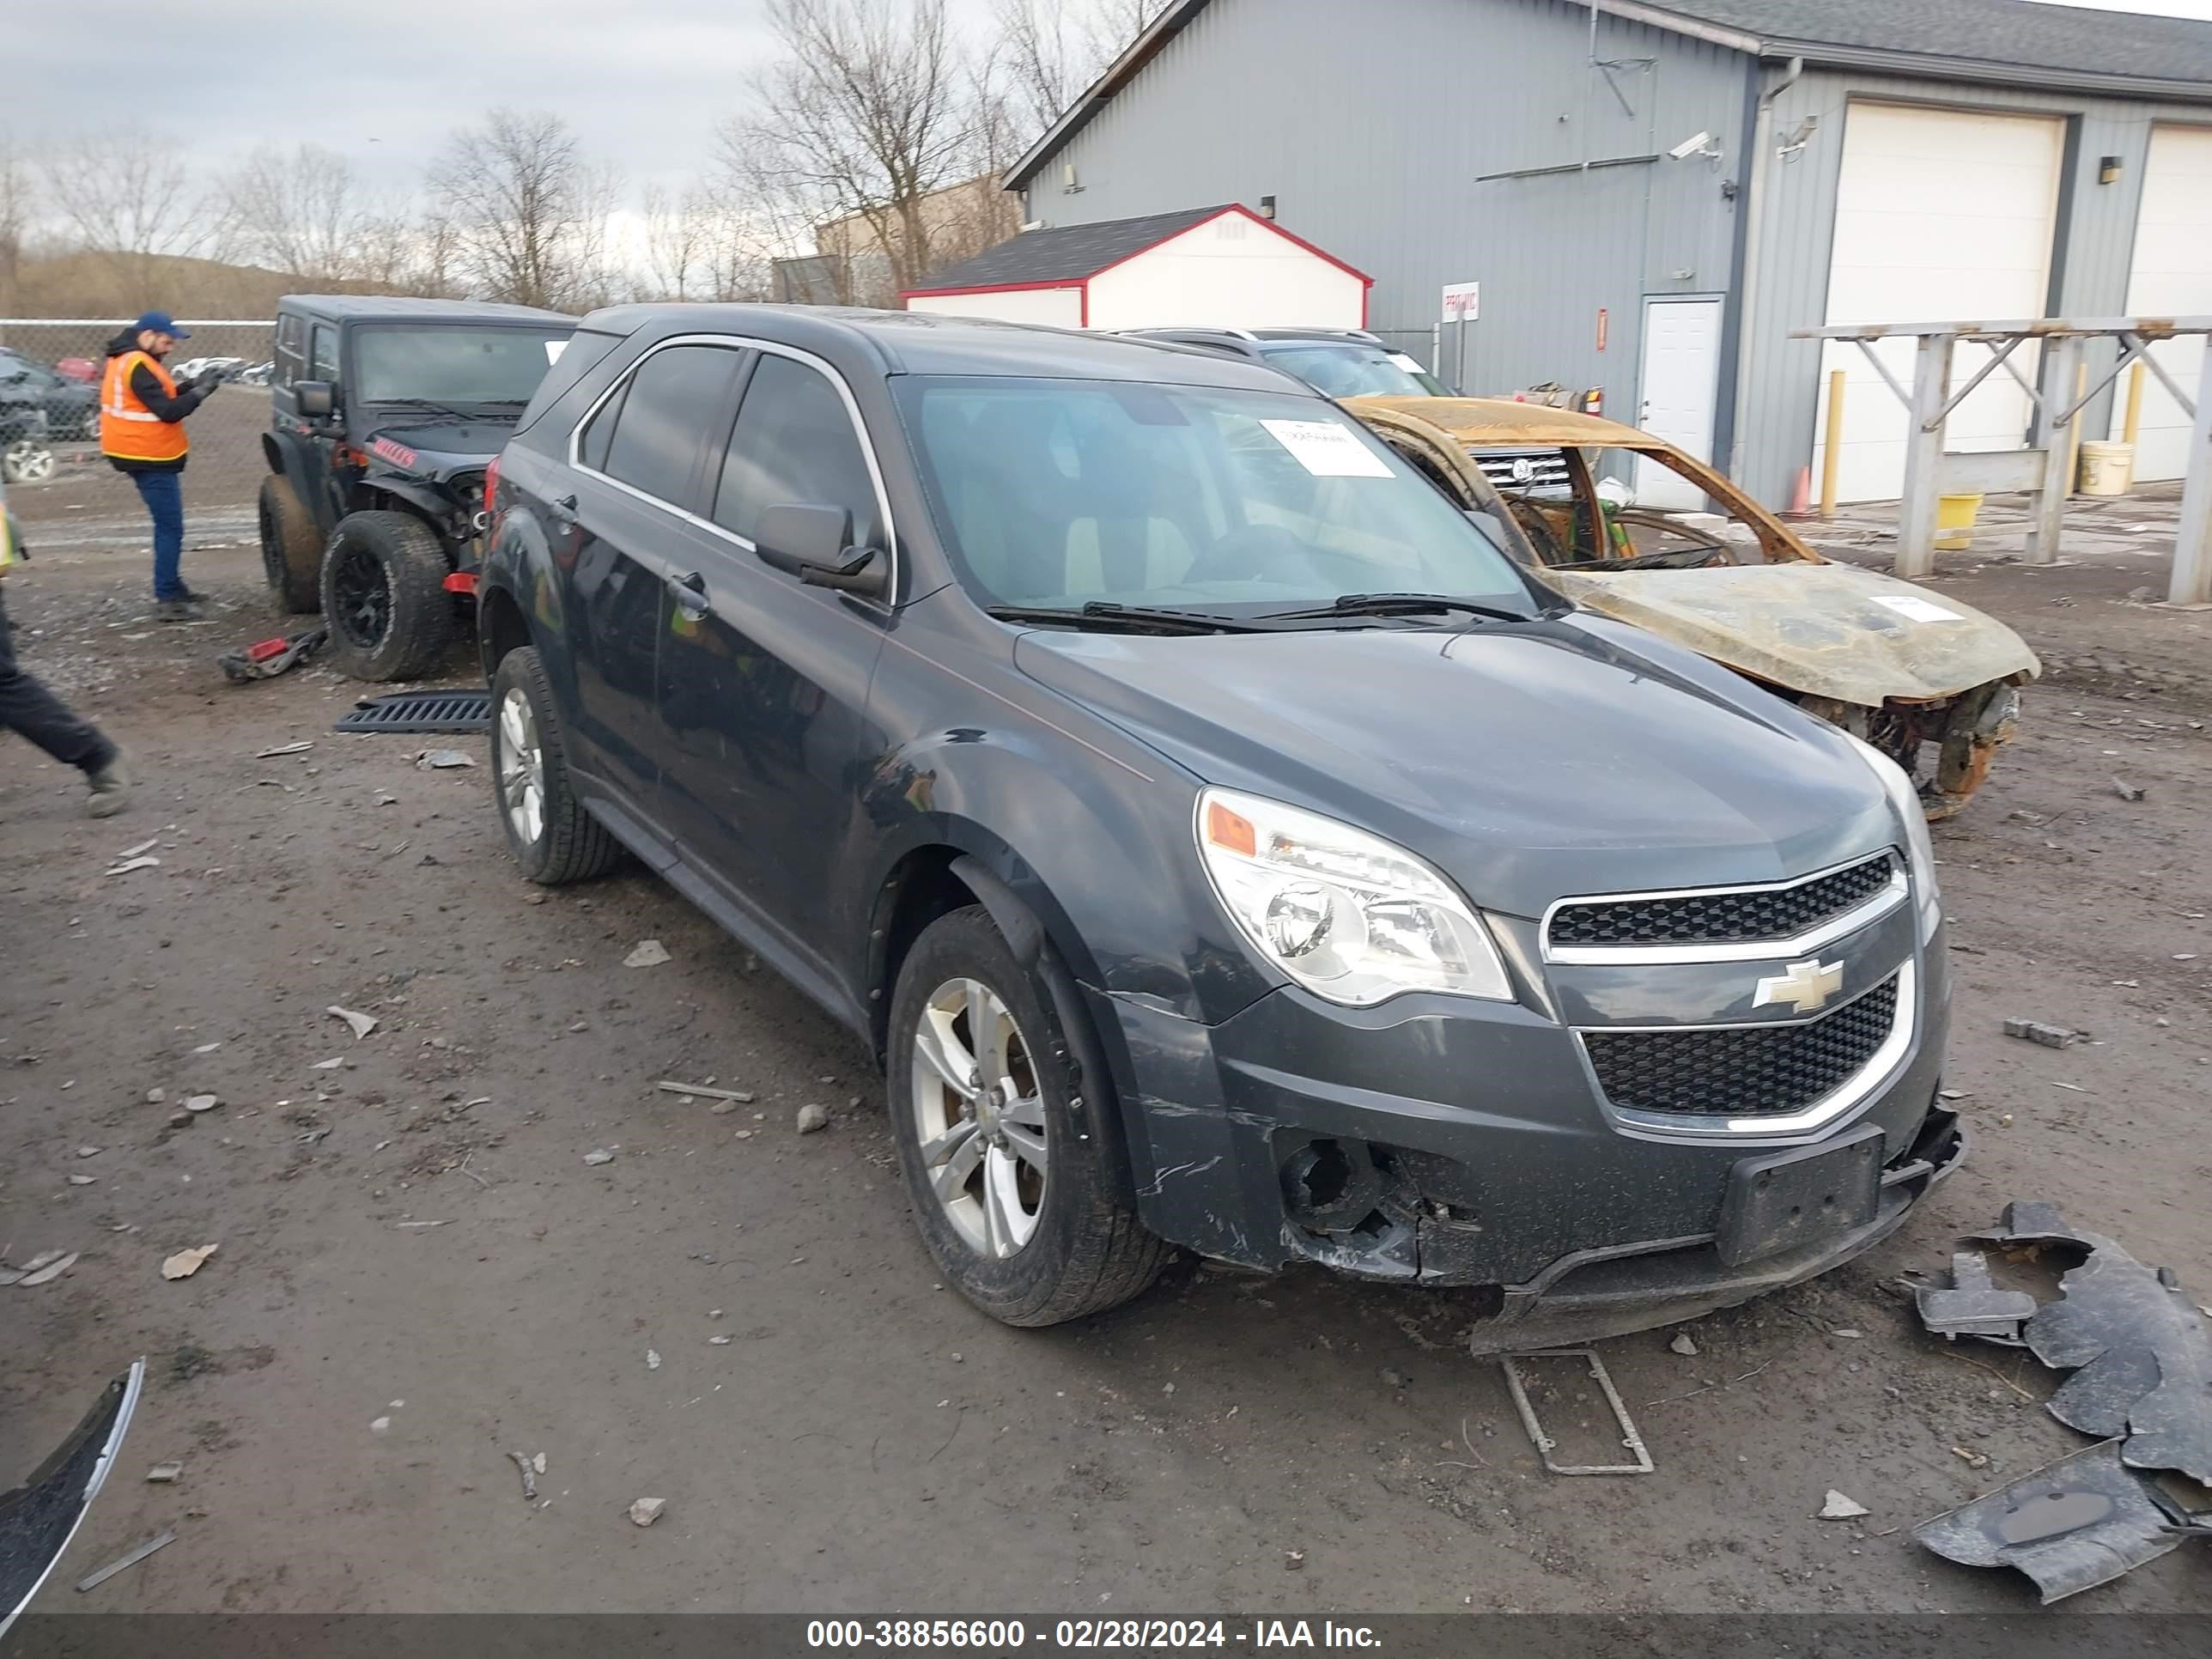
[[476, 305, 1961, 1341]]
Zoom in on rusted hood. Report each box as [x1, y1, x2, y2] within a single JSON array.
[[1551, 562, 2040, 704]]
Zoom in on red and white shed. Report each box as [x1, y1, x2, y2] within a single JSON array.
[[902, 204, 1370, 331]]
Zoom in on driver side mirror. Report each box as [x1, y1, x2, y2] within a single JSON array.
[[295, 380, 335, 419], [755, 502, 887, 599]]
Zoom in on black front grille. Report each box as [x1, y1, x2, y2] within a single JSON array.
[[1550, 854, 1895, 951], [1583, 975, 1900, 1118]]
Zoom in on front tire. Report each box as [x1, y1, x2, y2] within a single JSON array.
[[319, 510, 453, 681], [887, 907, 1168, 1326], [489, 646, 620, 884], [259, 476, 324, 614]]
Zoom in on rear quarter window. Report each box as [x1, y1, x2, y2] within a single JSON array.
[[517, 327, 623, 434]]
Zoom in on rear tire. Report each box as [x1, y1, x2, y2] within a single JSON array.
[[258, 475, 323, 614], [887, 907, 1168, 1326], [319, 510, 453, 681], [489, 646, 620, 884]]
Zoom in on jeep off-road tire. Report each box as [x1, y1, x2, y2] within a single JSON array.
[[887, 906, 1169, 1326], [258, 475, 323, 614], [489, 646, 621, 885], [319, 510, 454, 681]]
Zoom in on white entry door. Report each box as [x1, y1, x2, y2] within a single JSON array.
[[2116, 125, 2212, 481], [1634, 297, 1723, 509]]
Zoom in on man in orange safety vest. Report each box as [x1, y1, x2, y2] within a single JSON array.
[[101, 311, 215, 620]]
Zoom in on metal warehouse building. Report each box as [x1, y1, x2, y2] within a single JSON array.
[[1002, 0, 2212, 509]]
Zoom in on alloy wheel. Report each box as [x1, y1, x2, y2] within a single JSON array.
[[330, 543, 392, 649], [910, 976, 1048, 1260], [497, 686, 546, 846]]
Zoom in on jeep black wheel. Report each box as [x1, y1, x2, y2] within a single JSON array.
[[258, 476, 323, 614], [319, 510, 454, 681]]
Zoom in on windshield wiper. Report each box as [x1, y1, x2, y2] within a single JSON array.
[[987, 602, 1274, 635], [374, 397, 479, 422], [1262, 592, 1533, 623]]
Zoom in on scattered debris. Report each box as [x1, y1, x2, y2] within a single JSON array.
[[646, 1349, 661, 1370], [656, 1080, 755, 1103], [17, 1251, 79, 1287], [117, 836, 160, 860], [1668, 1333, 1698, 1357], [583, 1148, 615, 1166], [370, 1416, 392, 1435], [623, 939, 671, 969], [325, 1006, 378, 1040], [67, 1174, 96, 1186], [144, 1464, 181, 1484], [507, 1450, 538, 1501], [2002, 1018, 2080, 1048], [255, 740, 315, 758], [76, 1146, 101, 1158], [1500, 1349, 1654, 1476], [312, 1057, 346, 1070], [191, 1042, 222, 1054], [1952, 1445, 1991, 1470], [1819, 1491, 1870, 1520], [74, 1530, 177, 1593], [1916, 1440, 2198, 1603], [222, 625, 328, 684], [160, 1244, 217, 1281], [708, 1335, 732, 1346], [183, 1094, 220, 1114], [1283, 1549, 1306, 1571], [1831, 1328, 1865, 1340], [628, 1497, 666, 1527], [795, 1103, 830, 1134], [415, 749, 475, 769], [103, 856, 160, 878], [1912, 1251, 2039, 1345], [1966, 1201, 2212, 1486], [393, 1220, 452, 1231], [2112, 777, 2145, 803]]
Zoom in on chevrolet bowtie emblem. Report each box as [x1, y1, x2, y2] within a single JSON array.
[[1754, 958, 1844, 1015]]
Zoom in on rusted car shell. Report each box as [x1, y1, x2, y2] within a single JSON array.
[[1347, 397, 2040, 816]]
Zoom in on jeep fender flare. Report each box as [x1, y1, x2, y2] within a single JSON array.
[[260, 430, 323, 527], [357, 473, 460, 544]]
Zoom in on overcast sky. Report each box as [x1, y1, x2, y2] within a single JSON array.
[[10, 0, 2212, 204]]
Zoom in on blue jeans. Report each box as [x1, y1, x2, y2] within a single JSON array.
[[131, 468, 185, 599]]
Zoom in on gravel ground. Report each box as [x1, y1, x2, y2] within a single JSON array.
[[2, 527, 2208, 1616]]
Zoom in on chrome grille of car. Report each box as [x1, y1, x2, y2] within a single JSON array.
[[1582, 974, 1900, 1119], [1472, 448, 1572, 492], [1548, 854, 1896, 951]]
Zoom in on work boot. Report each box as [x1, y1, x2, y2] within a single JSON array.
[[85, 750, 132, 818], [155, 599, 205, 623]]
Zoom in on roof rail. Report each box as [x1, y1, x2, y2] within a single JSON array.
[[1120, 325, 1261, 342]]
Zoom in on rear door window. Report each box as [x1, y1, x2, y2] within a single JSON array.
[[311, 325, 341, 384], [709, 353, 882, 550], [595, 343, 744, 513]]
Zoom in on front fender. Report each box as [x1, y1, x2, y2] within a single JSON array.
[[261, 430, 325, 531], [362, 472, 462, 542]]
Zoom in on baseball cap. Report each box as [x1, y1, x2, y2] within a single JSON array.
[[134, 311, 191, 340]]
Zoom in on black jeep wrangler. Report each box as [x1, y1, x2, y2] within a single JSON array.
[[257, 295, 575, 680]]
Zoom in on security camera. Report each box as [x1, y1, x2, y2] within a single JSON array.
[[1668, 131, 1717, 161]]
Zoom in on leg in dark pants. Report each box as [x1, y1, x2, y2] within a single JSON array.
[[131, 468, 185, 600], [0, 581, 115, 773]]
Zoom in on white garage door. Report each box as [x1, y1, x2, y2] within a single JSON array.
[[2113, 125, 2212, 481], [1814, 104, 2064, 502]]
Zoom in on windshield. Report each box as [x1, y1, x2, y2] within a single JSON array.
[[353, 325, 573, 405], [1260, 343, 1447, 399], [895, 374, 1543, 617]]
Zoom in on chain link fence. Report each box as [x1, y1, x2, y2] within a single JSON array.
[[0, 321, 275, 531]]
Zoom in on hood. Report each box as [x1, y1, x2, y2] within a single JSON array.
[[103, 330, 142, 359], [362, 419, 515, 474], [1014, 616, 1896, 917], [1551, 562, 2040, 705]]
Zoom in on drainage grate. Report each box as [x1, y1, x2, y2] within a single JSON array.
[[334, 690, 493, 735]]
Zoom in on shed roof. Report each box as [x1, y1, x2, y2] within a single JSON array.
[[905, 204, 1233, 293], [1006, 0, 2212, 190]]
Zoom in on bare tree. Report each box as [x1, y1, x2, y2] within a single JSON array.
[[640, 184, 708, 301], [39, 127, 205, 286], [428, 110, 617, 311], [0, 137, 29, 311], [210, 143, 368, 281], [716, 0, 984, 302], [992, 0, 1168, 148]]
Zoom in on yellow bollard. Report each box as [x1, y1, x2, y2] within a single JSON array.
[[2066, 362, 2087, 494], [2123, 362, 2145, 447], [1820, 368, 1845, 520]]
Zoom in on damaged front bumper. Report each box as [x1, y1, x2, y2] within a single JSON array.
[[1098, 934, 1958, 1347]]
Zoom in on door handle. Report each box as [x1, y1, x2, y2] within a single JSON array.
[[666, 569, 709, 613]]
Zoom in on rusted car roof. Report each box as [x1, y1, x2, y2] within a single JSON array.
[[1349, 395, 1666, 452]]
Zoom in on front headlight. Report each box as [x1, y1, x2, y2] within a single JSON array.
[[1845, 735, 1941, 940], [1196, 787, 1514, 1006]]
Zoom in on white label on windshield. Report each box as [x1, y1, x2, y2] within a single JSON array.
[[1261, 419, 1394, 478], [544, 339, 568, 364], [1388, 353, 1423, 373], [1871, 593, 1964, 623]]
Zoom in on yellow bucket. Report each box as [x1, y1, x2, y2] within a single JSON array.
[[1935, 491, 1984, 550], [2079, 440, 2134, 497]]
